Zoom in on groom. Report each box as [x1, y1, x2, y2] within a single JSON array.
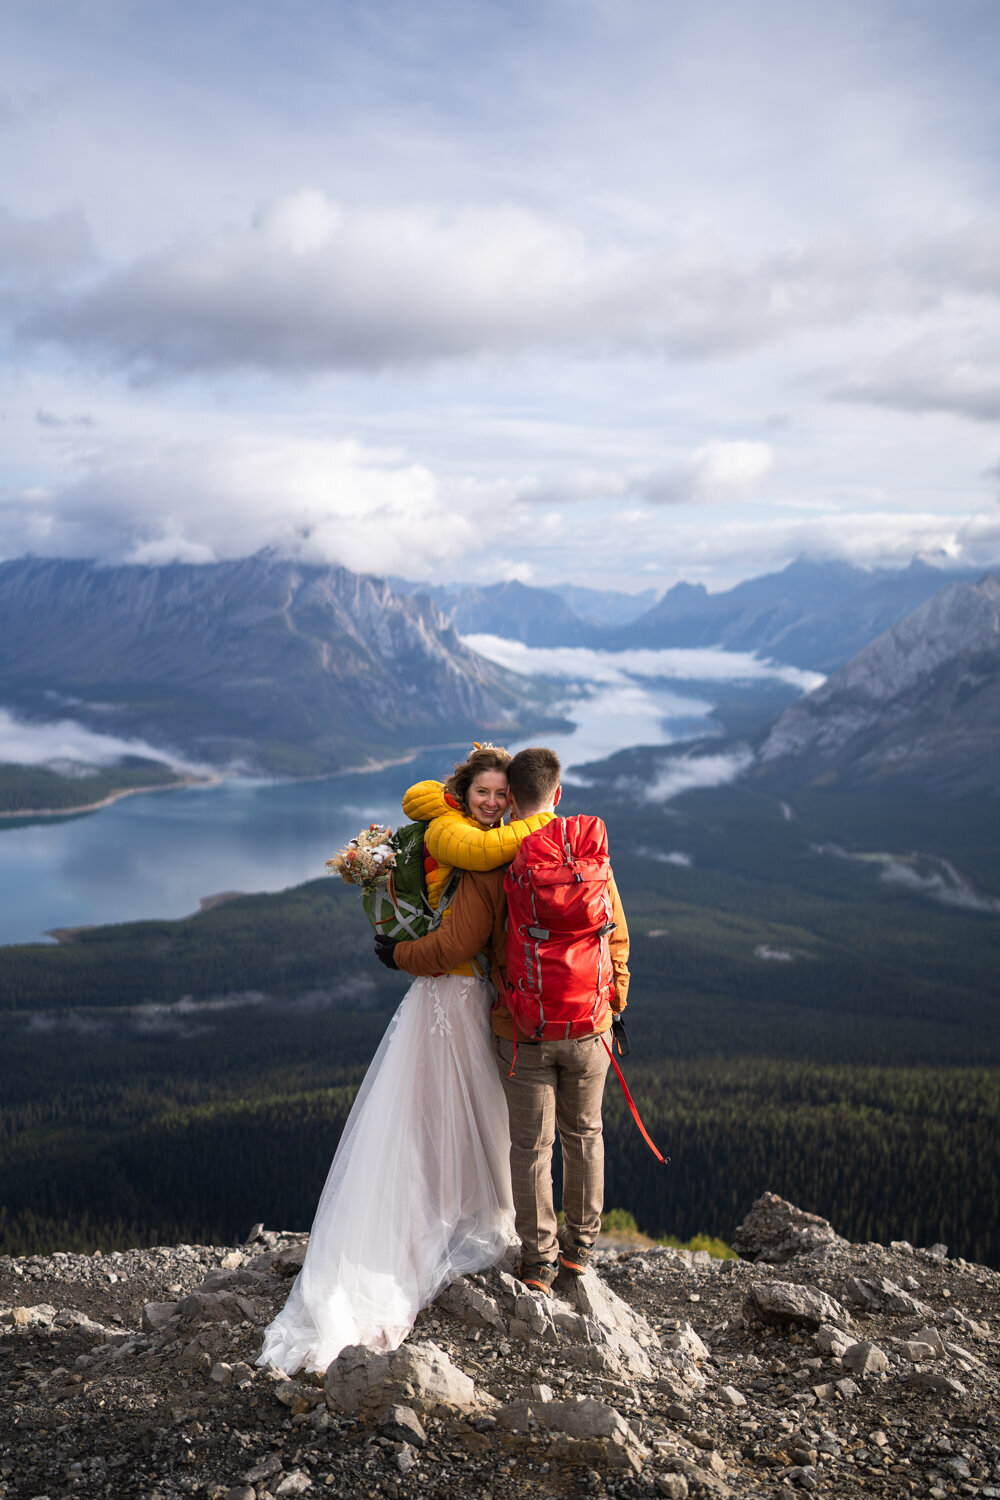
[[377, 747, 630, 1296]]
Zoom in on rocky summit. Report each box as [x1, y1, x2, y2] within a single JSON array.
[[2, 1194, 999, 1500]]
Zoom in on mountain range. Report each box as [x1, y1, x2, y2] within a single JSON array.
[[0, 556, 543, 775], [0, 552, 997, 794], [757, 573, 1000, 796], [396, 557, 987, 671]]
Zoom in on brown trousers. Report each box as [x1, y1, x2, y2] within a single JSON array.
[[493, 1032, 611, 1266]]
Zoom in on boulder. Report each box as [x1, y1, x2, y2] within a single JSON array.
[[907, 1371, 968, 1397], [1, 1304, 57, 1328], [141, 1300, 180, 1333], [732, 1193, 846, 1264], [323, 1340, 480, 1415], [841, 1340, 890, 1377], [843, 1275, 930, 1317], [495, 1395, 649, 1474], [175, 1290, 259, 1325], [53, 1309, 113, 1338], [743, 1281, 851, 1329]]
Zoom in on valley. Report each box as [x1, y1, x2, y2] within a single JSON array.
[[1, 778, 997, 1266], [1, 553, 998, 1272]]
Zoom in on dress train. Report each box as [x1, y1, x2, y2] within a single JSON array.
[[258, 974, 514, 1374]]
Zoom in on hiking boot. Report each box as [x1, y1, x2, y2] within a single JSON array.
[[517, 1259, 558, 1297], [558, 1239, 593, 1275]]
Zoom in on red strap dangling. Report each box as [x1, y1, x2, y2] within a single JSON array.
[[601, 1035, 669, 1164]]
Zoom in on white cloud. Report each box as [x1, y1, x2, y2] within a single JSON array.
[[637, 847, 693, 866], [0, 432, 470, 576], [0, 707, 196, 770], [640, 747, 756, 803], [3, 1, 1000, 597], [877, 859, 1000, 913], [464, 637, 824, 691], [16, 190, 1000, 380], [0, 205, 92, 286], [640, 441, 775, 505], [830, 333, 1000, 422]]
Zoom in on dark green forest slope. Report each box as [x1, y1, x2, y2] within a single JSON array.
[[2, 779, 998, 1262]]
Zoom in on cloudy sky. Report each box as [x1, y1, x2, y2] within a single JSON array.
[[3, 0, 1000, 593]]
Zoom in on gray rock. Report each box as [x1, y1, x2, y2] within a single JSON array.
[[565, 1267, 659, 1377], [834, 1377, 860, 1399], [899, 1340, 938, 1362], [1, 1303, 57, 1327], [376, 1404, 426, 1448], [396, 1444, 419, 1475], [52, 1308, 112, 1337], [495, 1395, 650, 1472], [911, 1325, 946, 1355], [844, 1274, 930, 1317], [561, 1343, 625, 1376], [274, 1471, 312, 1496], [841, 1340, 890, 1377], [324, 1340, 480, 1415], [942, 1306, 990, 1339], [732, 1193, 847, 1263], [242, 1454, 283, 1484], [435, 1276, 505, 1330], [814, 1322, 852, 1358], [908, 1371, 968, 1396], [141, 1300, 180, 1333], [744, 1281, 851, 1328], [175, 1290, 258, 1325], [512, 1289, 558, 1341], [719, 1385, 746, 1407], [656, 1477, 689, 1499], [661, 1322, 710, 1361], [273, 1245, 308, 1278]]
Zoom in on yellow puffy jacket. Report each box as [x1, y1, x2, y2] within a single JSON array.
[[400, 779, 554, 978]]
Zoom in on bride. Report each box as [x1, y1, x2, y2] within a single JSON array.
[[257, 744, 554, 1374]]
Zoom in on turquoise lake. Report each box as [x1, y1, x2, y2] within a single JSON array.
[[0, 645, 816, 943]]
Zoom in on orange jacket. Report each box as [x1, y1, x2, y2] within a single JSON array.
[[394, 865, 630, 1040]]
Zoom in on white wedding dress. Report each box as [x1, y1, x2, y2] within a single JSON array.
[[257, 973, 515, 1374]]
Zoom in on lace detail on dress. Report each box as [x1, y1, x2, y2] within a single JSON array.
[[430, 978, 453, 1038]]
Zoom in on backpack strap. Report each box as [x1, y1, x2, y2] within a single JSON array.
[[600, 1033, 669, 1164]]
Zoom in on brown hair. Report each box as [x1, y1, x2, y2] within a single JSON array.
[[443, 744, 512, 816], [507, 747, 561, 812]]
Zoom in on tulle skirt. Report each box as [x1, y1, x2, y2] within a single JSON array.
[[257, 974, 515, 1374]]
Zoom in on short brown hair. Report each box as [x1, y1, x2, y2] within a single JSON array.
[[507, 747, 561, 811], [443, 744, 511, 816]]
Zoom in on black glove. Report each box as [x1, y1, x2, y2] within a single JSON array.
[[374, 934, 400, 970], [611, 1016, 630, 1058]]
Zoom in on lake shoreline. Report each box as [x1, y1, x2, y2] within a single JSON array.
[[0, 773, 221, 822], [0, 739, 472, 824]]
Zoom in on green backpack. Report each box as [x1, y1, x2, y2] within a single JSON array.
[[362, 821, 461, 941]]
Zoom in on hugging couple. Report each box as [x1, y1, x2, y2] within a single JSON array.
[[258, 744, 630, 1377]]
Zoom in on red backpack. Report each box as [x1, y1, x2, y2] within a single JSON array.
[[503, 814, 617, 1039]]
